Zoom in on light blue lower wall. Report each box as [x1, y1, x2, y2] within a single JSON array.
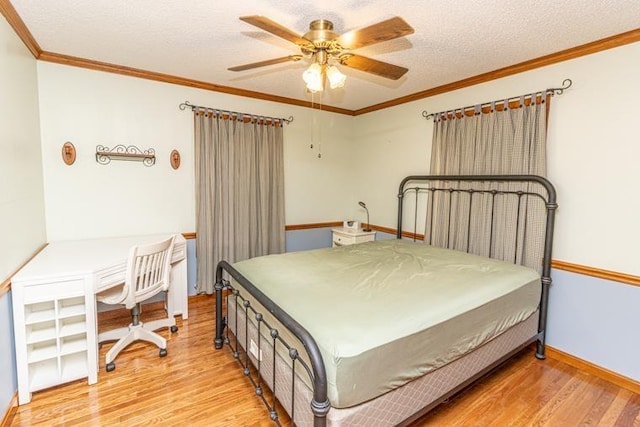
[[0, 291, 17, 415], [547, 269, 640, 381], [186, 238, 197, 296], [285, 227, 333, 252]]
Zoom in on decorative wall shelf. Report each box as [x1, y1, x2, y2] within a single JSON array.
[[95, 145, 155, 166]]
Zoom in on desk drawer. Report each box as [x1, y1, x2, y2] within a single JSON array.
[[21, 279, 86, 304], [95, 265, 125, 293]]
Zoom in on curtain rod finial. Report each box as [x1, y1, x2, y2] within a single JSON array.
[[549, 79, 572, 96], [179, 101, 194, 111], [422, 110, 435, 120]]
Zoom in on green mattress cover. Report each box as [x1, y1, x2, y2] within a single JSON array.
[[233, 239, 540, 408]]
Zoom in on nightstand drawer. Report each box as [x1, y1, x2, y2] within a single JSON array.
[[331, 228, 376, 247], [333, 233, 356, 246]]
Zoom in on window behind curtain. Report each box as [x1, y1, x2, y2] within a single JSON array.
[[426, 96, 549, 272], [194, 110, 285, 294]]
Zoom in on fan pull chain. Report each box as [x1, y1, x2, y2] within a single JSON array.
[[317, 93, 323, 159], [309, 92, 323, 159]]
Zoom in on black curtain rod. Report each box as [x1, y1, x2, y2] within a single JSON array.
[[421, 78, 572, 120], [178, 101, 294, 125]]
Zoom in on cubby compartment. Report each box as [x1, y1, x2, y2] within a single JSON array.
[[26, 320, 57, 344], [28, 358, 59, 391], [24, 301, 55, 325], [60, 333, 88, 356], [27, 339, 57, 364], [61, 352, 89, 383], [58, 297, 86, 318], [59, 315, 87, 338]]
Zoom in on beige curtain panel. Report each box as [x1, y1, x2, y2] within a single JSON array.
[[194, 110, 285, 294], [427, 96, 549, 272]]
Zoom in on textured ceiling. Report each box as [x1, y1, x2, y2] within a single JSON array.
[[9, 0, 640, 111]]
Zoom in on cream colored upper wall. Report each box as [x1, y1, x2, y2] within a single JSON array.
[[354, 41, 640, 276], [36, 62, 354, 241], [351, 106, 432, 232], [0, 17, 46, 281], [35, 40, 640, 275]]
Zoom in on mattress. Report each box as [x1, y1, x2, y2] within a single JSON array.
[[227, 305, 538, 426], [231, 239, 541, 408]]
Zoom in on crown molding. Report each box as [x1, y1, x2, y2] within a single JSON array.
[[2, 1, 639, 115], [37, 51, 355, 116], [0, 0, 41, 57], [354, 27, 640, 115]]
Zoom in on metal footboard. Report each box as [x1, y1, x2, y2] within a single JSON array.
[[215, 261, 330, 426]]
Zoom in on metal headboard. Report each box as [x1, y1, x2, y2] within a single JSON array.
[[397, 174, 558, 358]]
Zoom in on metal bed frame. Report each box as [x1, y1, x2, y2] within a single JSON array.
[[214, 174, 557, 426]]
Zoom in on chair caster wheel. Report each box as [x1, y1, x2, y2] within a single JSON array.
[[170, 325, 178, 333], [106, 362, 115, 372], [159, 348, 168, 357]]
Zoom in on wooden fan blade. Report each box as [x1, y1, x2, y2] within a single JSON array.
[[337, 17, 414, 50], [228, 55, 302, 72], [340, 55, 408, 80], [239, 16, 309, 45]]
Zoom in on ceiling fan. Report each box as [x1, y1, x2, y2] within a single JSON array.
[[228, 15, 414, 91]]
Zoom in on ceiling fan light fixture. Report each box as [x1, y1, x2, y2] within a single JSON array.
[[326, 65, 346, 89], [303, 63, 324, 92], [231, 16, 415, 93]]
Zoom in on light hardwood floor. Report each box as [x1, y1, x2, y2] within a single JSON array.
[[9, 295, 640, 426]]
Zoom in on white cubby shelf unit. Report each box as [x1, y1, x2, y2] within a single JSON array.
[[12, 276, 98, 404]]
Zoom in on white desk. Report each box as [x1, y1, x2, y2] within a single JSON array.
[[11, 233, 187, 404]]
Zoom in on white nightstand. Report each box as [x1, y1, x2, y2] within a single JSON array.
[[331, 228, 376, 247]]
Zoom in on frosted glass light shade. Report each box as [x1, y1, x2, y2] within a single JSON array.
[[326, 65, 346, 89], [303, 63, 324, 92]]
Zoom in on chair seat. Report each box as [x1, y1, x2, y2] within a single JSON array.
[[98, 235, 177, 371], [96, 283, 126, 305]]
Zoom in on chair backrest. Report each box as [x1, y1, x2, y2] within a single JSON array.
[[122, 235, 175, 309]]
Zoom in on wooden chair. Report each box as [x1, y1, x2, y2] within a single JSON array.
[[97, 235, 178, 372]]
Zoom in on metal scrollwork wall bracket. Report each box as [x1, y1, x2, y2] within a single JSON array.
[[95, 144, 156, 166]]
